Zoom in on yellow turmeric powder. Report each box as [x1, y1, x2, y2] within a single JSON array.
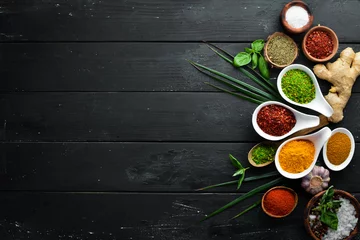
[[279, 140, 315, 173], [326, 133, 351, 165]]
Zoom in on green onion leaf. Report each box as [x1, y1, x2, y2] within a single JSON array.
[[231, 199, 261, 220]]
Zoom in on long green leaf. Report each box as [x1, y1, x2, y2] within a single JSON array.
[[237, 172, 245, 190], [189, 61, 278, 101], [231, 200, 261, 220], [201, 177, 283, 221], [203, 41, 235, 59], [190, 63, 270, 102], [195, 171, 280, 191], [205, 83, 263, 105], [229, 154, 242, 169]]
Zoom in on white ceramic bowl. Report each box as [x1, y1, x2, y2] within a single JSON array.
[[275, 127, 332, 179], [323, 127, 355, 171], [252, 101, 320, 141], [277, 64, 334, 117]]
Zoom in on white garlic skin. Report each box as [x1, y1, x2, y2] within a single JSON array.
[[301, 166, 330, 195]]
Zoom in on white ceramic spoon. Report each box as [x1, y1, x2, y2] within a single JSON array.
[[252, 101, 320, 141], [323, 127, 355, 171], [277, 64, 334, 117], [275, 127, 332, 179]]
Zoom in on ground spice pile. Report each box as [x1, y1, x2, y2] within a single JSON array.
[[305, 30, 334, 59], [263, 188, 296, 216], [281, 69, 315, 104], [267, 35, 296, 66], [326, 133, 351, 165], [279, 139, 315, 173], [256, 104, 296, 136]]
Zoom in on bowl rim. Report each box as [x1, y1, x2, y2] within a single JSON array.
[[304, 189, 360, 240], [281, 0, 314, 34], [322, 127, 355, 171], [264, 32, 298, 68], [252, 100, 320, 141], [262, 186, 298, 218], [277, 64, 334, 117], [302, 25, 339, 63]]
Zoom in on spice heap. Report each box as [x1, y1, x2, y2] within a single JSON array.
[[256, 104, 296, 136], [263, 188, 296, 216], [326, 133, 351, 165], [281, 69, 315, 104], [251, 143, 276, 165], [285, 6, 309, 29], [306, 30, 334, 59], [279, 139, 315, 173], [266, 34, 296, 66]]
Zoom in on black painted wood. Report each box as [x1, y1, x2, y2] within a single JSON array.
[[1, 43, 360, 92], [1, 0, 360, 42], [1, 92, 360, 142], [4, 192, 359, 240], [0, 142, 359, 193]]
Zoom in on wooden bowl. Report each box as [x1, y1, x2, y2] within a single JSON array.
[[264, 32, 298, 68], [281, 1, 314, 34], [248, 142, 278, 167], [262, 186, 298, 218], [302, 25, 339, 63], [304, 189, 360, 240]]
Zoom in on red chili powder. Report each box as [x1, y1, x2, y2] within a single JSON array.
[[263, 189, 296, 216], [305, 30, 334, 59], [256, 104, 296, 136]]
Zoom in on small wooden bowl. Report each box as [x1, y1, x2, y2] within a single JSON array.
[[264, 32, 298, 68], [248, 142, 278, 167], [304, 189, 360, 240], [262, 186, 298, 218], [302, 25, 339, 63], [281, 1, 314, 34]]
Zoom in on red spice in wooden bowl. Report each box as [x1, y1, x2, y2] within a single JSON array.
[[262, 186, 298, 218]]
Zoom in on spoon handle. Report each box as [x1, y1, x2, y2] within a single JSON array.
[[289, 115, 329, 138]]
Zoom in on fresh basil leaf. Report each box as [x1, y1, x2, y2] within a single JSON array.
[[251, 53, 258, 69], [320, 211, 338, 230], [245, 47, 253, 54], [237, 172, 245, 190], [233, 169, 245, 177], [258, 54, 270, 79], [234, 52, 251, 67], [229, 154, 242, 169], [251, 39, 265, 52]]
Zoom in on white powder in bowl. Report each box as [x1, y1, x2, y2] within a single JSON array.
[[323, 197, 358, 240], [285, 6, 309, 29]]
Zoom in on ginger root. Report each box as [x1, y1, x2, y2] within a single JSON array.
[[313, 47, 360, 123]]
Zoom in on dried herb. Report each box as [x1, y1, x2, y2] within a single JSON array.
[[281, 69, 315, 104], [267, 35, 296, 66], [252, 143, 276, 165]]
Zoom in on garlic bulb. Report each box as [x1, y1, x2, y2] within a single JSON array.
[[301, 166, 330, 195]]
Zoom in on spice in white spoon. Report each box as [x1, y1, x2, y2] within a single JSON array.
[[285, 6, 309, 29]]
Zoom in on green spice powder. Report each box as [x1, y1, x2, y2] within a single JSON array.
[[281, 69, 315, 104], [252, 144, 276, 165], [267, 36, 296, 65]]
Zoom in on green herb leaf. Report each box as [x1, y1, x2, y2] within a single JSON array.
[[233, 169, 245, 177], [258, 54, 270, 80], [229, 154, 242, 169], [237, 172, 245, 190], [245, 47, 253, 54], [251, 40, 265, 52], [201, 177, 283, 221], [251, 53, 258, 70], [234, 52, 251, 67], [320, 211, 338, 230], [231, 200, 261, 220]]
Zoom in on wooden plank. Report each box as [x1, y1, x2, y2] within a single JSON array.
[[2, 192, 354, 240], [0, 142, 359, 193], [1, 42, 360, 92], [1, 0, 360, 42], [1, 92, 360, 142]]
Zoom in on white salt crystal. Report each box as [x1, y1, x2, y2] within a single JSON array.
[[285, 6, 309, 29]]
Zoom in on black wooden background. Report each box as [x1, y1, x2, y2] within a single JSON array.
[[1, 0, 360, 239]]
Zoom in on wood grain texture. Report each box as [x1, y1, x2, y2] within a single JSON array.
[[1, 0, 360, 42], [1, 92, 360, 142], [1, 43, 360, 92], [0, 142, 359, 193], [4, 192, 358, 240]]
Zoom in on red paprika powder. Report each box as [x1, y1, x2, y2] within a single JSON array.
[[256, 104, 296, 136], [305, 30, 334, 59], [263, 188, 296, 216]]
